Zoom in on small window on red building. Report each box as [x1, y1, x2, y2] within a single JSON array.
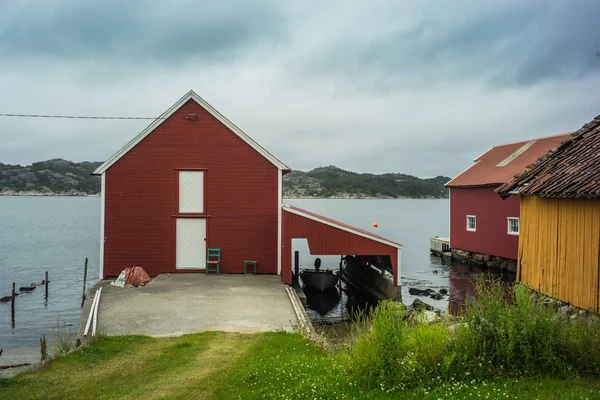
[[507, 217, 519, 235], [466, 215, 476, 232]]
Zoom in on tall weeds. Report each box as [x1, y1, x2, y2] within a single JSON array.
[[51, 313, 77, 358], [345, 279, 600, 392], [456, 278, 600, 378], [347, 301, 409, 389]]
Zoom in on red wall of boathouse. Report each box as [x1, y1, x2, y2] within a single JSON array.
[[103, 99, 279, 277], [450, 186, 519, 260], [281, 207, 399, 285]]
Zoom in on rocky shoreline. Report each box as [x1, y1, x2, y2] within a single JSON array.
[[0, 190, 99, 196], [1, 192, 441, 199], [283, 193, 447, 200]]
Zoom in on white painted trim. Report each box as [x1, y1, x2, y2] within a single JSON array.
[[277, 169, 283, 275], [93, 90, 289, 175], [99, 173, 106, 279], [282, 204, 403, 249], [445, 151, 487, 187], [466, 215, 476, 232], [473, 147, 493, 163], [507, 217, 520, 236], [396, 249, 402, 287], [448, 188, 452, 246]]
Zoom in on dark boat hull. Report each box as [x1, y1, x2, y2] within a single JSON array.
[[300, 270, 339, 292], [339, 258, 401, 301], [304, 287, 341, 315]]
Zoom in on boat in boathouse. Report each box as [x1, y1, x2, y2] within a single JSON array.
[[300, 258, 339, 292]]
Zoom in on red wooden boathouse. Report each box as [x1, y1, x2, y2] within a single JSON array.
[[281, 205, 402, 287], [446, 133, 569, 261], [93, 90, 402, 285]]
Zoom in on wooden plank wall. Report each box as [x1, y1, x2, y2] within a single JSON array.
[[103, 99, 279, 276], [518, 196, 600, 312]]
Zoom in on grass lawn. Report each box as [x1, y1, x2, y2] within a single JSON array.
[[1, 332, 599, 400]]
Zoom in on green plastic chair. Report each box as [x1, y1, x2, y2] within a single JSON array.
[[206, 248, 221, 274]]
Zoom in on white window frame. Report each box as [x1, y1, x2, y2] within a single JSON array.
[[466, 215, 476, 232], [507, 217, 519, 236]]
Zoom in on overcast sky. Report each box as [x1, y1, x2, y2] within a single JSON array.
[[0, 0, 598, 177]]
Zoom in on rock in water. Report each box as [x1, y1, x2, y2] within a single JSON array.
[[439, 288, 448, 295], [0, 296, 12, 303], [19, 286, 35, 292], [408, 288, 430, 296], [411, 298, 434, 311], [430, 293, 443, 300]]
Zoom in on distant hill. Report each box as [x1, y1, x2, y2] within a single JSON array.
[[0, 160, 450, 198], [0, 159, 102, 195], [283, 166, 450, 199]]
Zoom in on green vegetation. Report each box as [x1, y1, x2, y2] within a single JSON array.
[[456, 279, 600, 379], [0, 159, 101, 194], [283, 165, 450, 198], [50, 313, 77, 358], [344, 280, 600, 394], [1, 281, 599, 399], [1, 332, 597, 399]]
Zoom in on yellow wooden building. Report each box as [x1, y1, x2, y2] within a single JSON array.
[[497, 115, 600, 312]]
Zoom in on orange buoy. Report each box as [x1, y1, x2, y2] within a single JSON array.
[[372, 222, 379, 228]]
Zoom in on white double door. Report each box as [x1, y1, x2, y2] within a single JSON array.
[[176, 170, 207, 270]]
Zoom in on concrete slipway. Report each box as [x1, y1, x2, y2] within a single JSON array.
[[77, 274, 299, 342]]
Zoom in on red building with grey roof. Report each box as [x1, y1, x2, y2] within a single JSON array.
[[446, 133, 570, 263]]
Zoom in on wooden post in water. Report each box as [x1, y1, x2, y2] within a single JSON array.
[[294, 251, 299, 285], [11, 282, 15, 329], [40, 335, 47, 361], [338, 255, 344, 289], [81, 258, 88, 309], [45, 271, 49, 298]]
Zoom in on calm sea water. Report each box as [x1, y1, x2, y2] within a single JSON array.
[[0, 196, 99, 364], [0, 197, 503, 362], [286, 199, 510, 322]]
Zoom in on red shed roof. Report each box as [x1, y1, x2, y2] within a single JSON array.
[[282, 204, 402, 248], [446, 133, 571, 188]]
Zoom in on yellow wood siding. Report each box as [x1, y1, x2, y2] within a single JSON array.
[[519, 196, 600, 311]]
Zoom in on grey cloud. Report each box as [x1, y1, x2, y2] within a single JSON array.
[[0, 1, 285, 64], [0, 1, 599, 178], [305, 1, 600, 90]]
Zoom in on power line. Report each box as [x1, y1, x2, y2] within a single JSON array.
[[0, 113, 167, 120]]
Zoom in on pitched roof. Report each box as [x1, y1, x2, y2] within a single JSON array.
[[446, 133, 571, 188], [282, 204, 403, 249], [93, 90, 290, 175], [497, 115, 600, 198]]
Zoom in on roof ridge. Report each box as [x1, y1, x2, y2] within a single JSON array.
[[447, 131, 570, 188], [282, 204, 403, 248], [491, 132, 571, 149]]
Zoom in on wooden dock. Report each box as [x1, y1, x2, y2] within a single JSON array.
[[430, 237, 451, 256]]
